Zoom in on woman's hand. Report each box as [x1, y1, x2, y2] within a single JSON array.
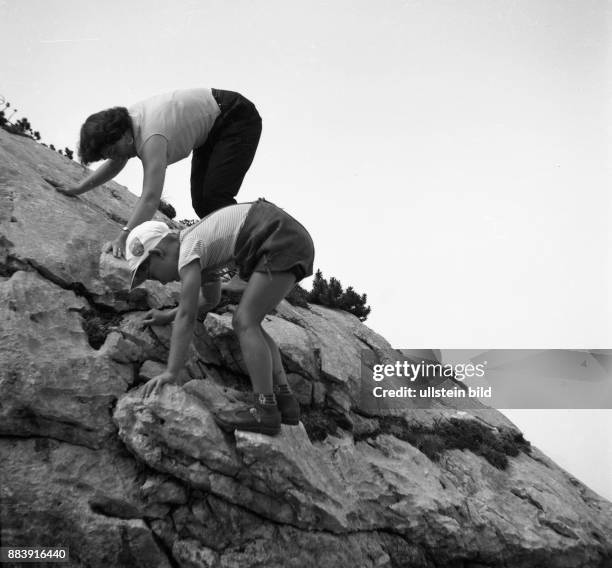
[[142, 371, 176, 398], [142, 308, 176, 327], [54, 183, 81, 197], [103, 231, 128, 258]]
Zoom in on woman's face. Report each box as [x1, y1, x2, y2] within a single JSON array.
[[101, 132, 135, 160]]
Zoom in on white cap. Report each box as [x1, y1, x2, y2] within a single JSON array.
[[125, 221, 173, 290]]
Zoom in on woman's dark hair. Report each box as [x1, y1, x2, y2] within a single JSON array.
[[78, 106, 132, 165]]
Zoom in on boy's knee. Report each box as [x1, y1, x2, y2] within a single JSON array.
[[232, 309, 255, 335]]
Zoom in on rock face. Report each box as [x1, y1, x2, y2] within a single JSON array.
[[1, 128, 611, 568]]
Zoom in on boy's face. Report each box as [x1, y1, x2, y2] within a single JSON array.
[[147, 239, 180, 284]]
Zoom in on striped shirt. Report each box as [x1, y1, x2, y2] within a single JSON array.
[[178, 204, 253, 280]]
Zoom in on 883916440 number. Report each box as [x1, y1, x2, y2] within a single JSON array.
[[1, 548, 69, 563]]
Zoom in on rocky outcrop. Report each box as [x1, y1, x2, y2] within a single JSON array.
[[1, 128, 611, 567]]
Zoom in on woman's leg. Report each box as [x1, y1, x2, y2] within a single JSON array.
[[190, 116, 261, 218], [232, 271, 295, 394]]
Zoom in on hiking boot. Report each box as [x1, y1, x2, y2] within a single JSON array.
[[276, 392, 300, 425], [214, 402, 281, 436]]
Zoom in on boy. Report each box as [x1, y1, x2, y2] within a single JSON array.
[[126, 199, 314, 436], [55, 88, 261, 258]]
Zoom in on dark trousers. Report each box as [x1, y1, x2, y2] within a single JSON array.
[[190, 89, 262, 218]]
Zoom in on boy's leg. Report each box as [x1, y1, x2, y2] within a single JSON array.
[[262, 327, 301, 425], [232, 271, 295, 394], [261, 328, 288, 387], [214, 271, 295, 435]]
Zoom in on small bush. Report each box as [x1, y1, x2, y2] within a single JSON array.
[[301, 408, 341, 442], [0, 102, 72, 161], [357, 415, 531, 470], [285, 283, 309, 308], [307, 269, 371, 321], [80, 308, 122, 350]]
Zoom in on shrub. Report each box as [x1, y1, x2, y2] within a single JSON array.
[[307, 269, 371, 321], [158, 199, 176, 219], [0, 101, 74, 158], [80, 308, 122, 350], [285, 283, 309, 308], [356, 415, 532, 470]]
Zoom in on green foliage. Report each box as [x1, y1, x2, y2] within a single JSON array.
[[301, 407, 352, 442], [301, 408, 340, 441], [0, 100, 74, 159], [306, 269, 371, 321], [80, 308, 122, 350], [158, 199, 176, 219], [285, 283, 310, 308], [355, 415, 531, 470]]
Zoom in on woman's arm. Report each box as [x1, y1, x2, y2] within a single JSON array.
[[56, 158, 128, 196], [105, 135, 168, 257]]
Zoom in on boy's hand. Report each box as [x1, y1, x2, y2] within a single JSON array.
[[142, 371, 176, 398], [142, 309, 176, 327]]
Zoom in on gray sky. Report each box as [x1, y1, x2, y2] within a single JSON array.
[[1, 0, 610, 500]]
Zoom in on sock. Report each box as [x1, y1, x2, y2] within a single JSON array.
[[273, 384, 292, 395], [257, 393, 277, 406]]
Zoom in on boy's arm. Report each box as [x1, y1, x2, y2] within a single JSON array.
[[167, 261, 201, 375], [106, 135, 168, 257], [142, 261, 200, 398], [54, 158, 128, 196], [141, 278, 221, 327], [197, 278, 222, 318]]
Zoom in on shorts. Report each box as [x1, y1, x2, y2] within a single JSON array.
[[233, 199, 315, 283]]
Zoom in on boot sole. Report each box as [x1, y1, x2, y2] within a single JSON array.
[[281, 417, 300, 425], [214, 416, 280, 436]]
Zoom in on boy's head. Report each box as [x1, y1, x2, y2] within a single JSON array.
[[126, 221, 180, 289]]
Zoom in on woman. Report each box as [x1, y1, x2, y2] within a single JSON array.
[[56, 88, 262, 258]]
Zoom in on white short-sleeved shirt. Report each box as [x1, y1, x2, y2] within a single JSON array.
[[178, 204, 253, 280], [129, 88, 221, 165]]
